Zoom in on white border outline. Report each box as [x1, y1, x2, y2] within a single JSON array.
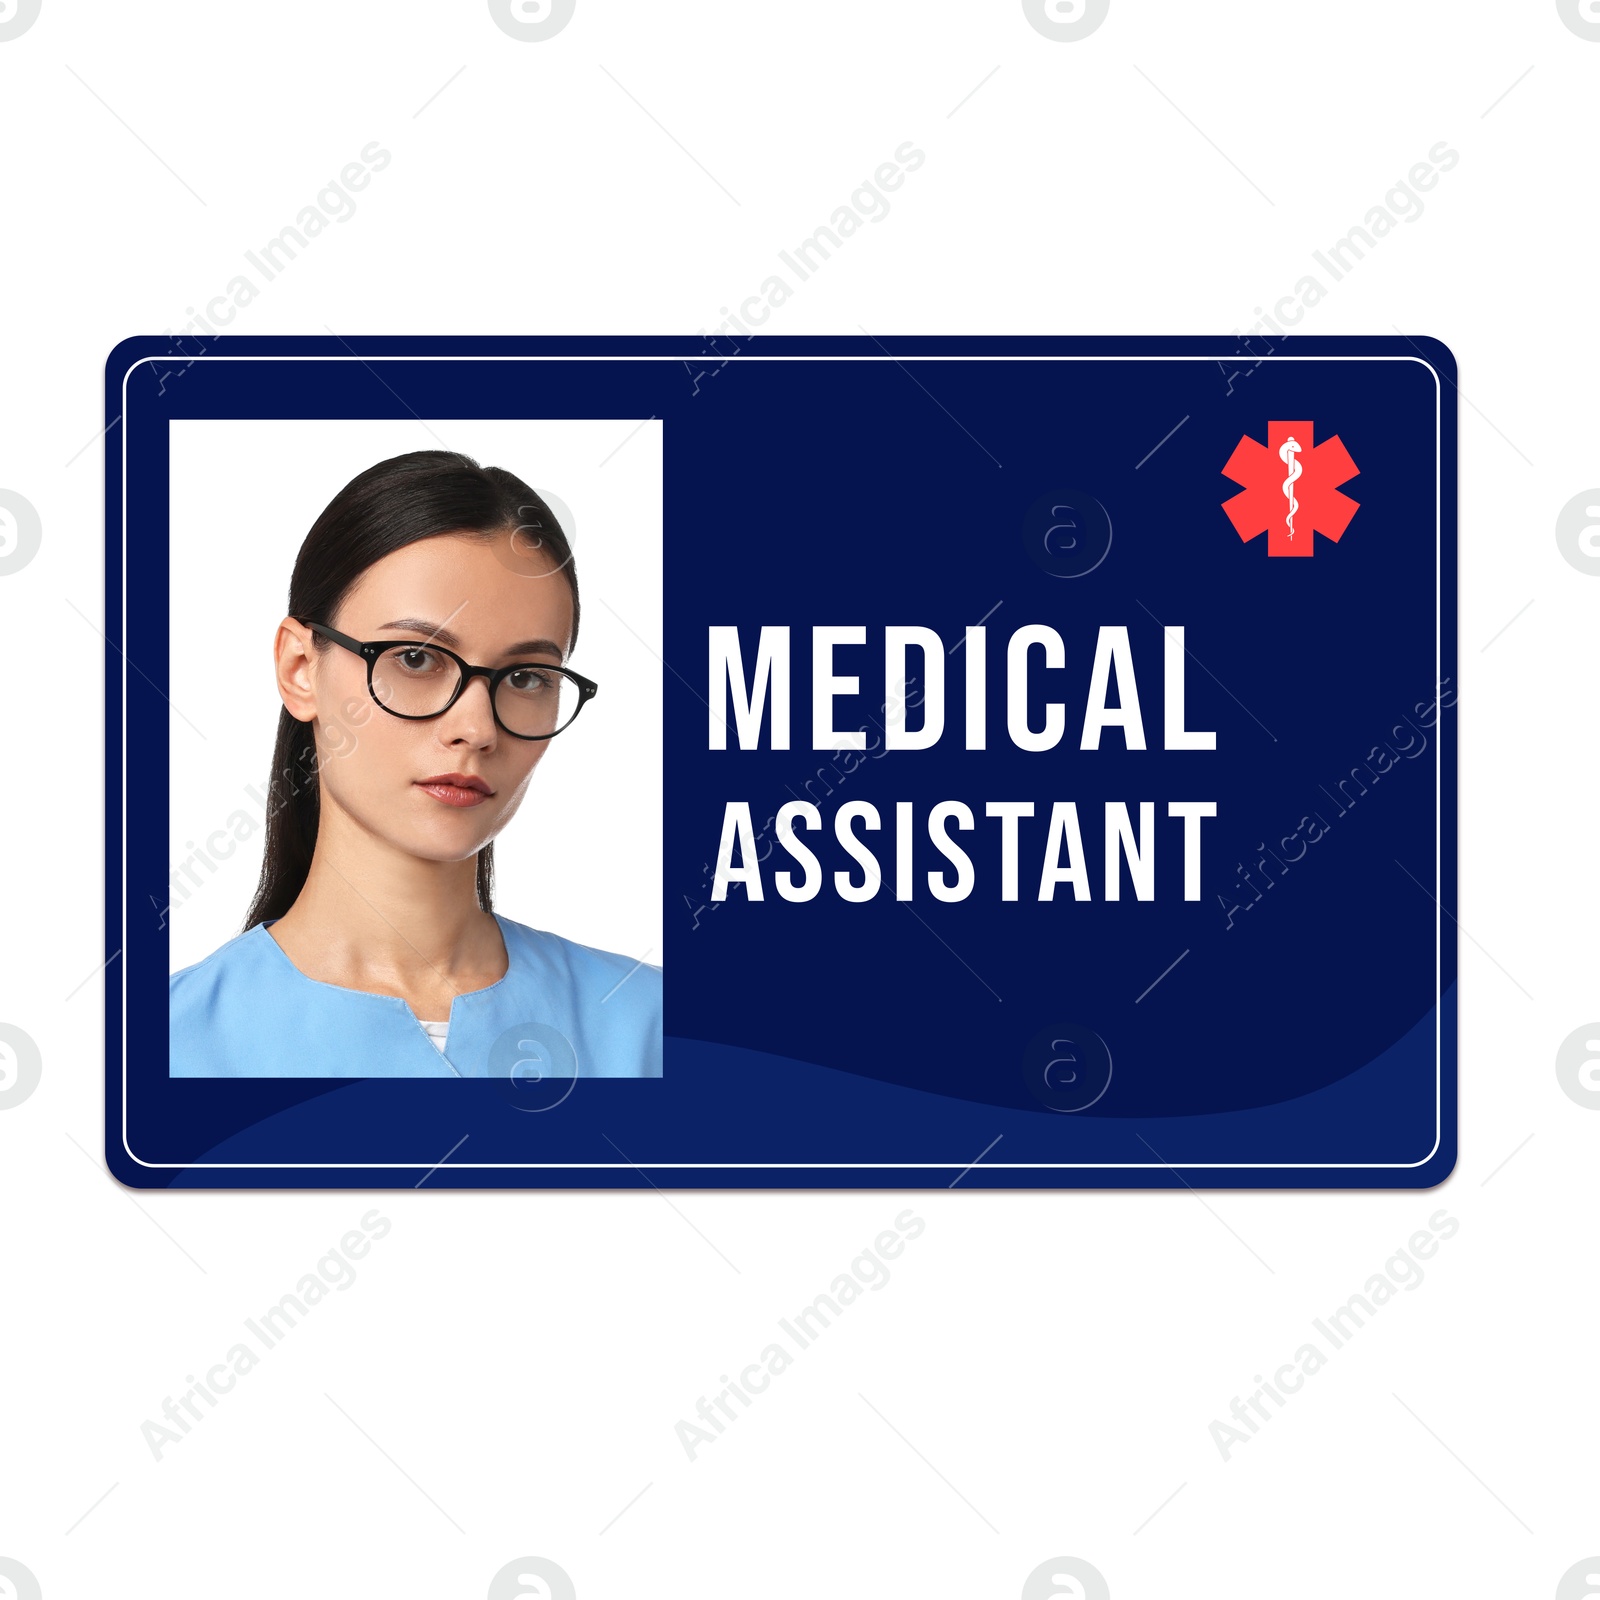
[[116, 350, 1449, 1172]]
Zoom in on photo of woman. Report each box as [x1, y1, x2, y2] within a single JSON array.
[[168, 448, 662, 1078]]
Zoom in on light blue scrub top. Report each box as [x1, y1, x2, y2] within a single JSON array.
[[169, 913, 662, 1079]]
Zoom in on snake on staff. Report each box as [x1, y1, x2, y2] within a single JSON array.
[[1279, 435, 1303, 540]]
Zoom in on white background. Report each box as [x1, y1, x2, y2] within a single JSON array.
[[165, 417, 664, 972], [0, 4, 1595, 1599]]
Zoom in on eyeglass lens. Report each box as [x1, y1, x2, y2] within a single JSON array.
[[370, 644, 581, 736]]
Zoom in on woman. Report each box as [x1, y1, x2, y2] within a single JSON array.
[[169, 449, 662, 1078]]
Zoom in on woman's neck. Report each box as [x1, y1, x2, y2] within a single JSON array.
[[267, 799, 508, 1006]]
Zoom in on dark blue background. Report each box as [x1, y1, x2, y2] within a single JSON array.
[[103, 335, 1456, 1189]]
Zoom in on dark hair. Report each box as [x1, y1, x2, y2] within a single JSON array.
[[243, 449, 579, 930]]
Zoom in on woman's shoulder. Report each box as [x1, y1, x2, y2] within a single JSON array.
[[494, 916, 662, 1003], [169, 922, 274, 996], [168, 924, 293, 1076]]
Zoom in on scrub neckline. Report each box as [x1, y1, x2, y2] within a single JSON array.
[[256, 912, 517, 1025]]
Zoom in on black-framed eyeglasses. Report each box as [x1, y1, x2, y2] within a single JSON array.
[[298, 619, 598, 741]]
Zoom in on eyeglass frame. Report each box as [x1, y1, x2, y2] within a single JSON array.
[[296, 618, 599, 741]]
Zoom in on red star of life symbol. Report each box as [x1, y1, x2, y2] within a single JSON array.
[[1220, 420, 1359, 558]]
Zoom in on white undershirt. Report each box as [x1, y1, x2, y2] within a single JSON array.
[[418, 1019, 450, 1054]]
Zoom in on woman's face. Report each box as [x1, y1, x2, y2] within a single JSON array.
[[279, 529, 577, 865]]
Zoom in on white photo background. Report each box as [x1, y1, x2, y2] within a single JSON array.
[[165, 417, 663, 973]]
